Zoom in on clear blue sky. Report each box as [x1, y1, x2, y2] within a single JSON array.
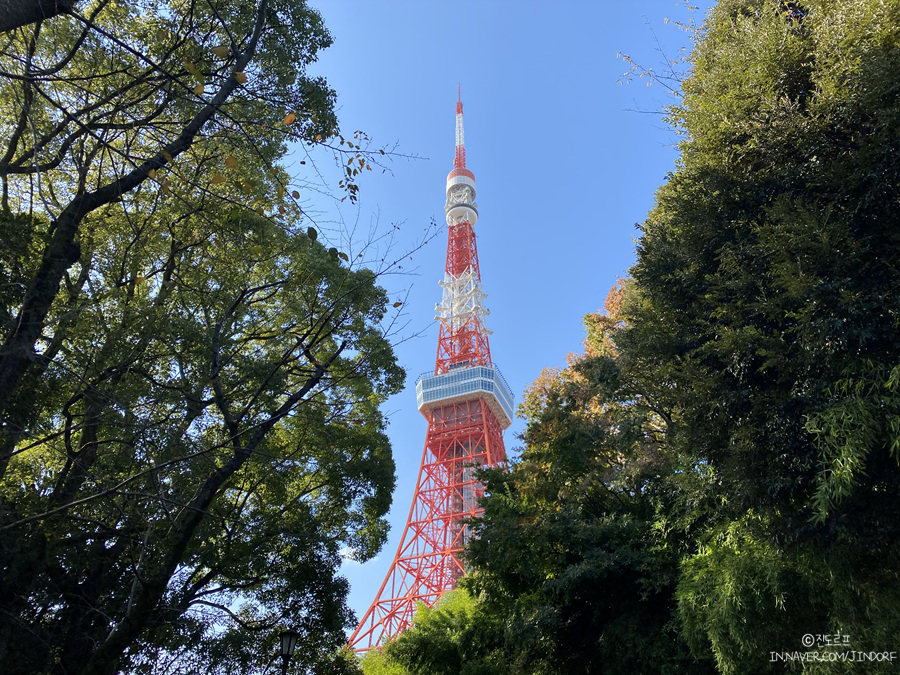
[[298, 0, 715, 634]]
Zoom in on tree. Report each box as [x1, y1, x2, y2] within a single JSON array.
[[361, 589, 507, 675], [459, 283, 712, 675], [621, 0, 900, 670], [0, 3, 406, 674], [0, 0, 370, 444], [0, 205, 405, 675]]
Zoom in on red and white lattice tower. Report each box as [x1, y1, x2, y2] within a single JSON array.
[[348, 93, 513, 651]]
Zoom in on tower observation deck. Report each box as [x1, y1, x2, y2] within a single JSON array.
[[348, 93, 512, 651]]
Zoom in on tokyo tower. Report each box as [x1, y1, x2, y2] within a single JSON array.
[[348, 93, 513, 651]]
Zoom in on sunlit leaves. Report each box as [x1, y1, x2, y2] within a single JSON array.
[[0, 0, 389, 671], [1, 198, 404, 674], [183, 58, 202, 79]]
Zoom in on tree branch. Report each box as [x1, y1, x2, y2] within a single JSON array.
[[0, 0, 268, 478], [0, 0, 78, 34]]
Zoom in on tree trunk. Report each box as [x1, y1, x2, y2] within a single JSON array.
[[0, 0, 78, 33]]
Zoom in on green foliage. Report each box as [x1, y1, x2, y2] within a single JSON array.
[[676, 513, 827, 674], [0, 2, 404, 674], [806, 362, 900, 521], [359, 648, 408, 675], [0, 201, 403, 674], [370, 590, 506, 675], [623, 0, 900, 670], [456, 286, 712, 675]]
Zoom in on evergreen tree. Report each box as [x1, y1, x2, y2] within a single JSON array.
[[624, 0, 900, 670]]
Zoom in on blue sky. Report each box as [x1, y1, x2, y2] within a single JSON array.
[[299, 0, 715, 633]]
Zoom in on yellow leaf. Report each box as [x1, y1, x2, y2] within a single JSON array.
[[161, 149, 173, 162], [225, 156, 237, 169], [194, 83, 204, 95], [291, 190, 300, 199], [148, 169, 157, 179], [283, 112, 296, 125], [235, 71, 247, 84], [338, 251, 349, 262], [212, 45, 229, 58], [210, 174, 226, 184], [393, 301, 402, 308], [183, 59, 202, 78]]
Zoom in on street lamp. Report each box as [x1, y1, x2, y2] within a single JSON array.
[[279, 630, 301, 675]]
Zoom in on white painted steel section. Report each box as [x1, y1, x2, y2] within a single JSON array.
[[445, 174, 476, 192], [455, 112, 464, 154], [435, 269, 491, 333], [445, 182, 478, 226], [416, 365, 514, 429], [446, 205, 478, 226]]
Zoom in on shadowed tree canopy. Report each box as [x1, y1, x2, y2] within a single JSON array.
[[623, 0, 900, 670], [0, 1, 406, 674]]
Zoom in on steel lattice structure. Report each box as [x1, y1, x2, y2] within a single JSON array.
[[348, 93, 512, 652]]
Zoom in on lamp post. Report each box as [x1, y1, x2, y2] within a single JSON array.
[[279, 629, 301, 675]]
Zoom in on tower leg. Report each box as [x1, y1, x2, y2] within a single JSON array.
[[348, 399, 505, 651]]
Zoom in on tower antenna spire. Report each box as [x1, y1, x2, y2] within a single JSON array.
[[454, 87, 466, 169], [349, 92, 513, 652]]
